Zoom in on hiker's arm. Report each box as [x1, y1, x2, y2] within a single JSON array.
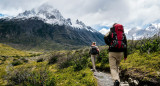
[[124, 34, 127, 59], [104, 31, 111, 45], [96, 46, 100, 55]]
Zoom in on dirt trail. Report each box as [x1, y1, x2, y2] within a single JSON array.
[[94, 71, 129, 86]]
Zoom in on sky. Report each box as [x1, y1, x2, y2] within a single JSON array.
[[0, 0, 160, 34]]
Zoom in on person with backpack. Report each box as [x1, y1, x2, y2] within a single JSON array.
[[89, 42, 99, 72], [104, 23, 127, 86]]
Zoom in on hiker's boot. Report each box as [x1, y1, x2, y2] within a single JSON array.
[[114, 80, 120, 86]]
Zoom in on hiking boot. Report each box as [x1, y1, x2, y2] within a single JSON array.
[[114, 80, 120, 86]]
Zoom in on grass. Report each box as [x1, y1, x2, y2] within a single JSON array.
[[1, 42, 159, 85], [0, 43, 33, 57], [54, 66, 97, 86], [120, 50, 160, 82], [0, 43, 97, 86]]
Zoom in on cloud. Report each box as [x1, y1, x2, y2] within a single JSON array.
[[0, 0, 160, 31], [99, 28, 110, 35], [0, 0, 47, 16]]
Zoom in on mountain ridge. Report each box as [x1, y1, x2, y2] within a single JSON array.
[[127, 23, 160, 40], [0, 4, 105, 50]]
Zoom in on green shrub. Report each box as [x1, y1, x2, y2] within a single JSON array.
[[6, 62, 56, 86], [57, 50, 89, 71], [140, 38, 160, 53], [98, 49, 109, 64], [48, 53, 59, 65], [20, 58, 28, 63], [120, 50, 160, 82], [57, 52, 74, 69], [37, 58, 44, 62], [72, 51, 89, 71], [93, 49, 110, 71], [58, 58, 72, 69], [0, 56, 7, 61], [73, 56, 88, 71], [11, 59, 23, 66], [73, 62, 83, 71], [55, 67, 97, 86]]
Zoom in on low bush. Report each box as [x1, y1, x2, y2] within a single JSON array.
[[37, 58, 44, 62], [140, 39, 160, 53], [57, 50, 89, 71], [55, 67, 97, 86], [20, 58, 28, 63], [48, 53, 60, 65], [6, 62, 56, 86], [11, 59, 23, 66], [57, 56, 73, 69], [57, 51, 74, 69], [72, 50, 90, 71], [120, 50, 160, 82], [0, 56, 7, 61]]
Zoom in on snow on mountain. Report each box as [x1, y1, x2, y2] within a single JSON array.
[[71, 19, 97, 32], [127, 23, 160, 40], [15, 4, 97, 33], [17, 4, 67, 25]]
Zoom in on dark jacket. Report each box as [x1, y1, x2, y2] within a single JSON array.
[[104, 27, 127, 58], [89, 45, 99, 55]]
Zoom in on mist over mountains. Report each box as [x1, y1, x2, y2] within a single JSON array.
[[0, 4, 104, 50]]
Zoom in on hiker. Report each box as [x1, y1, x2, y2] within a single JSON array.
[[89, 42, 99, 72], [104, 23, 127, 86]]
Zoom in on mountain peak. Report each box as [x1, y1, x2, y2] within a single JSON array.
[[15, 4, 98, 33], [127, 22, 160, 40], [76, 19, 85, 26], [17, 4, 66, 25]]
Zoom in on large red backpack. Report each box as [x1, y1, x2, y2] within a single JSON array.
[[110, 24, 126, 49]]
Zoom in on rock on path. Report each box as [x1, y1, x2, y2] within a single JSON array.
[[94, 72, 129, 86], [94, 72, 114, 86]]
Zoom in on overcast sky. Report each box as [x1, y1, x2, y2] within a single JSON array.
[[0, 0, 160, 33]]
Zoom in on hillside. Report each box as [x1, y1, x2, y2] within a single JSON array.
[[120, 51, 160, 85], [0, 37, 160, 86], [0, 43, 97, 86], [0, 43, 31, 57]]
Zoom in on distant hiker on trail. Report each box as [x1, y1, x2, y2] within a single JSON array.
[[89, 42, 99, 72], [104, 23, 127, 86]]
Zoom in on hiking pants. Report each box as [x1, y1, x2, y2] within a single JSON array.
[[109, 52, 123, 82], [91, 55, 97, 70]]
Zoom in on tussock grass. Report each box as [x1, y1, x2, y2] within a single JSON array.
[[0, 44, 98, 86], [55, 66, 97, 86], [0, 43, 31, 57], [120, 50, 160, 82]]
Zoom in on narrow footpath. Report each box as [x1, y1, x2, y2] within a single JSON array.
[[93, 72, 129, 86]]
